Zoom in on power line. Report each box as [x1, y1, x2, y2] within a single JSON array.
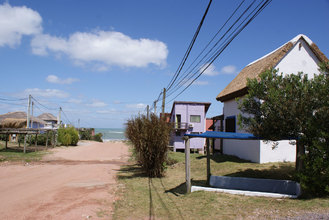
[[165, 0, 272, 104], [165, 0, 213, 92]]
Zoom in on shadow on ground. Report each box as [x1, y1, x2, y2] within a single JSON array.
[[225, 163, 296, 180], [196, 153, 251, 163]]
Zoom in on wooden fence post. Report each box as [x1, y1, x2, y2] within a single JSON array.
[[185, 137, 191, 194], [206, 138, 211, 185]]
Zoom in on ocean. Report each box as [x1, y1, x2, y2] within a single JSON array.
[[95, 128, 126, 141]]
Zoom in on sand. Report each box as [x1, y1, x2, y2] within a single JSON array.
[[0, 141, 130, 219]]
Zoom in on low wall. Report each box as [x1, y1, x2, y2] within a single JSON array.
[[209, 175, 301, 196]]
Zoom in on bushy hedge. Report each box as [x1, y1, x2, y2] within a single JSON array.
[[58, 127, 79, 146], [125, 114, 172, 177], [30, 133, 52, 146], [92, 133, 103, 142]]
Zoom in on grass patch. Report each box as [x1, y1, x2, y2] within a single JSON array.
[[0, 141, 49, 162], [113, 151, 329, 219]]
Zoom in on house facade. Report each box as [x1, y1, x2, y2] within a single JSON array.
[[216, 34, 329, 163], [170, 101, 211, 152], [37, 113, 58, 129]]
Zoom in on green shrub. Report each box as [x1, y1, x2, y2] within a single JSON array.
[[58, 127, 79, 146], [79, 128, 94, 140], [125, 114, 172, 177], [30, 133, 52, 146], [92, 133, 103, 142]]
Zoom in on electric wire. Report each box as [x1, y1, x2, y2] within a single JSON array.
[[165, 0, 272, 104]]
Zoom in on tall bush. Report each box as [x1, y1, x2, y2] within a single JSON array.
[[125, 114, 172, 177], [58, 127, 79, 146]]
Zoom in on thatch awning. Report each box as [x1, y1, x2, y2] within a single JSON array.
[[0, 118, 27, 128]]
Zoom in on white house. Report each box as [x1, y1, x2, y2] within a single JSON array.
[[216, 34, 329, 163]]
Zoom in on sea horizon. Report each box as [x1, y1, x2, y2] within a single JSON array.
[[95, 128, 126, 141]]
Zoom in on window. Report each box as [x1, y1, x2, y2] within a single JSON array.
[[225, 116, 236, 132], [190, 115, 201, 123]]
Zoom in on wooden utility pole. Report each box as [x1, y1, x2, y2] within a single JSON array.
[[153, 101, 157, 115], [58, 107, 62, 127], [24, 95, 32, 153], [161, 88, 166, 115], [146, 105, 150, 119], [26, 95, 31, 128]]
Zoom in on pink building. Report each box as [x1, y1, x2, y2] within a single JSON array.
[[169, 101, 211, 152]]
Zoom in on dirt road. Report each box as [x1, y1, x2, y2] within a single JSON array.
[[0, 141, 130, 219]]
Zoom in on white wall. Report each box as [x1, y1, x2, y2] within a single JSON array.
[[260, 140, 296, 163], [275, 39, 321, 78], [222, 99, 296, 163]]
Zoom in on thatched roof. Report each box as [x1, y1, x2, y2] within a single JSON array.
[[0, 118, 27, 128], [0, 111, 46, 128], [216, 34, 329, 102], [38, 113, 57, 121]]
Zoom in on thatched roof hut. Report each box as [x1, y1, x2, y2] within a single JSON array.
[[0, 111, 46, 128], [37, 113, 57, 122], [216, 34, 329, 102]]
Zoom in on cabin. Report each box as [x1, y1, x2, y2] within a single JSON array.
[[37, 113, 58, 129], [169, 101, 211, 152], [216, 34, 329, 163], [0, 111, 46, 129]]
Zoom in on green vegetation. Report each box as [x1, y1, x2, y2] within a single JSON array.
[[58, 126, 79, 146], [238, 67, 329, 196], [113, 152, 329, 220], [0, 141, 48, 162], [92, 133, 103, 142], [125, 114, 172, 177]]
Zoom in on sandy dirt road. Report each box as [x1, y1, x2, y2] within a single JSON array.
[[0, 141, 130, 220]]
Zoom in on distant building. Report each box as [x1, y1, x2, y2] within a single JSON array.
[[0, 111, 46, 129], [37, 113, 58, 129], [169, 101, 211, 152], [216, 34, 329, 163]]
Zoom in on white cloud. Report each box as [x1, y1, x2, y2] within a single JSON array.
[[220, 65, 237, 74], [46, 75, 79, 84], [201, 63, 219, 76], [67, 98, 83, 104], [31, 30, 168, 69], [87, 100, 107, 107], [0, 3, 42, 47], [193, 80, 209, 86], [126, 103, 147, 109], [24, 88, 69, 98]]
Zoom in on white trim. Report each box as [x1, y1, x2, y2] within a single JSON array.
[[191, 186, 298, 199], [247, 34, 312, 67]]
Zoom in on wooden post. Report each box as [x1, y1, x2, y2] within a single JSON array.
[[5, 134, 8, 149], [153, 101, 157, 115], [24, 134, 27, 153], [147, 105, 150, 119], [161, 88, 166, 115], [18, 134, 21, 147], [35, 134, 38, 151], [206, 138, 211, 185], [46, 131, 49, 148], [296, 140, 305, 171], [53, 131, 56, 148], [185, 137, 191, 194]]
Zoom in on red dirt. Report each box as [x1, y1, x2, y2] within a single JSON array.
[[0, 141, 130, 219]]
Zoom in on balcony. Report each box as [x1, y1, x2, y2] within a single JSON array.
[[173, 122, 189, 130]]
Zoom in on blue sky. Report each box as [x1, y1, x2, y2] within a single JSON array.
[[0, 0, 328, 128]]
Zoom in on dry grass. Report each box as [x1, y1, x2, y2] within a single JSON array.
[[113, 151, 329, 220]]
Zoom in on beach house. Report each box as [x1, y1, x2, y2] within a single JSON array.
[[169, 101, 211, 152], [216, 34, 329, 163], [37, 113, 58, 129]]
